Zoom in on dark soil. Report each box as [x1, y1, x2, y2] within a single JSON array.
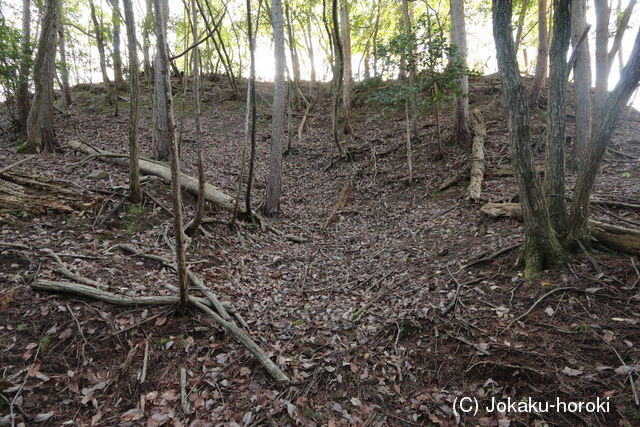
[[1, 75, 639, 426]]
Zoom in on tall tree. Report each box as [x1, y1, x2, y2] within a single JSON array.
[[22, 0, 60, 153], [569, 28, 640, 247], [543, 0, 571, 233], [122, 0, 141, 204], [450, 0, 471, 144], [108, 0, 126, 90], [529, 0, 548, 106], [17, 0, 31, 128], [401, 0, 417, 138], [330, 0, 348, 157], [143, 0, 153, 82], [570, 0, 591, 170], [153, 0, 189, 310], [57, 16, 73, 106], [492, 0, 565, 276], [340, 0, 352, 135], [89, 0, 113, 97], [185, 0, 206, 235], [265, 0, 287, 216], [152, 0, 171, 159]]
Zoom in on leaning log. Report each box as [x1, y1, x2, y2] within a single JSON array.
[[467, 109, 486, 201], [481, 202, 640, 254], [66, 140, 242, 214]]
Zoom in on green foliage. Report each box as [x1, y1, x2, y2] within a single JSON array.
[[366, 12, 466, 114], [0, 17, 30, 112]]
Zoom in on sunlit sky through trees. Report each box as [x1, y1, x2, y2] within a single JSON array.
[[1, 0, 639, 107]]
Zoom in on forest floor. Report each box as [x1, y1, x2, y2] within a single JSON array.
[[1, 75, 639, 426]]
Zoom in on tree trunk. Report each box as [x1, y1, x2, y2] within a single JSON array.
[[450, 0, 471, 145], [529, 0, 548, 107], [514, 0, 531, 52], [143, 0, 153, 82], [330, 0, 348, 157], [608, 0, 636, 75], [306, 20, 316, 83], [285, 2, 301, 109], [568, 28, 640, 248], [108, 0, 125, 91], [153, 0, 188, 310], [185, 0, 206, 235], [152, 0, 171, 160], [17, 0, 31, 128], [569, 0, 592, 170], [57, 17, 73, 106], [89, 0, 113, 96], [543, 0, 571, 233], [492, 0, 565, 277], [123, 0, 141, 204], [265, 0, 287, 216], [22, 0, 59, 154], [401, 0, 417, 138], [340, 0, 353, 135], [593, 0, 609, 115]]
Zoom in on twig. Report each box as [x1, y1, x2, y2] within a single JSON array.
[[501, 287, 603, 333], [180, 368, 189, 413], [0, 155, 37, 175], [441, 272, 484, 315], [42, 249, 107, 289], [10, 346, 40, 426], [460, 242, 521, 272], [140, 340, 149, 384], [450, 333, 492, 356], [595, 332, 639, 405]]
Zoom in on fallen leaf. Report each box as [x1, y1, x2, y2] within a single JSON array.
[[562, 366, 583, 376], [33, 412, 54, 423]]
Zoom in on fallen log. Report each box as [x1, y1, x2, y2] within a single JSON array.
[[485, 164, 545, 178], [33, 279, 290, 383], [66, 140, 241, 214], [0, 172, 96, 214], [480, 202, 640, 254], [467, 109, 486, 201]]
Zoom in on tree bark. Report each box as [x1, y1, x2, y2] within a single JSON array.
[[329, 0, 347, 157], [185, 0, 206, 235], [108, 0, 125, 91], [89, 0, 113, 96], [265, 0, 287, 216], [468, 109, 486, 200], [306, 20, 316, 83], [23, 0, 59, 154], [568, 28, 640, 248], [401, 0, 417, 138], [593, 0, 609, 115], [143, 0, 153, 82], [17, 0, 31, 128], [450, 0, 471, 144], [57, 17, 73, 106], [529, 0, 548, 107], [153, 0, 188, 310], [122, 0, 141, 204], [152, 0, 171, 160], [570, 0, 592, 170], [340, 0, 353, 135], [493, 0, 565, 277], [543, 0, 571, 233]]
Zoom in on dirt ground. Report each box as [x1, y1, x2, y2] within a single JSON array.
[[1, 76, 639, 426]]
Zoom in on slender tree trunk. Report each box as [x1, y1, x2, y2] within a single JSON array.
[[543, 0, 571, 233], [608, 0, 636, 70], [400, 0, 417, 138], [241, 0, 258, 217], [153, 0, 189, 310], [265, 0, 287, 216], [89, 0, 113, 96], [568, 29, 640, 248], [153, 0, 171, 160], [17, 0, 31, 128], [593, 0, 610, 115], [372, 2, 380, 78], [340, 0, 353, 135], [306, 20, 316, 83], [285, 2, 301, 109], [493, 0, 565, 277], [22, 0, 59, 154], [108, 0, 125, 90], [329, 0, 347, 157], [529, 0, 548, 107], [450, 0, 471, 144], [570, 0, 591, 170], [514, 0, 531, 53], [57, 17, 73, 106], [186, 0, 205, 235], [143, 0, 153, 82], [123, 0, 141, 204]]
